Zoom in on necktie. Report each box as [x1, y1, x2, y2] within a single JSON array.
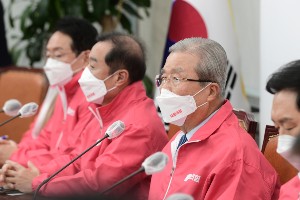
[[177, 134, 188, 149]]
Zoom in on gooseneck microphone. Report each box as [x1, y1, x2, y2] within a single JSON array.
[[33, 120, 125, 200], [0, 99, 22, 116], [0, 102, 38, 127], [101, 151, 169, 194]]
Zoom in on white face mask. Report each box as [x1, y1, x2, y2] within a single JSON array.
[[156, 83, 211, 126], [44, 58, 74, 86], [78, 67, 116, 105], [277, 134, 300, 171]]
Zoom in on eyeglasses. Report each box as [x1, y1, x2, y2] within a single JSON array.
[[155, 74, 212, 87], [46, 51, 75, 61]]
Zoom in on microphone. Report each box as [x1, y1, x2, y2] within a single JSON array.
[[101, 151, 169, 194], [33, 120, 125, 200], [0, 99, 22, 116], [166, 193, 194, 200], [0, 102, 39, 127]]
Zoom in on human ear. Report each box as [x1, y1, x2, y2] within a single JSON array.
[[207, 83, 220, 102], [115, 69, 129, 87]]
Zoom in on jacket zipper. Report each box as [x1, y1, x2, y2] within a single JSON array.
[[162, 140, 200, 200], [163, 163, 176, 200]]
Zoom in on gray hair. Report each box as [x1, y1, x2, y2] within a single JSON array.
[[169, 37, 227, 97]]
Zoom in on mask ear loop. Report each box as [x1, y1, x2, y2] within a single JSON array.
[[103, 71, 119, 92], [70, 55, 86, 75], [103, 71, 119, 81], [193, 82, 212, 97], [196, 101, 208, 109], [193, 82, 212, 109], [72, 66, 84, 74]]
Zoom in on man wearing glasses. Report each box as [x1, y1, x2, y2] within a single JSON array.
[[149, 37, 280, 200]]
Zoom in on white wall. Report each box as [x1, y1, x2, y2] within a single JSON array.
[[2, 0, 31, 67], [231, 0, 260, 99], [260, 0, 300, 147], [137, 0, 172, 80]]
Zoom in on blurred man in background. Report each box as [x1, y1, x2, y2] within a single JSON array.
[[0, 17, 97, 169], [266, 60, 300, 199]]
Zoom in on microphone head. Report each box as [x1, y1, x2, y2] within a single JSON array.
[[2, 99, 22, 116], [18, 102, 39, 118], [142, 152, 169, 175], [106, 120, 125, 139], [166, 193, 194, 200]]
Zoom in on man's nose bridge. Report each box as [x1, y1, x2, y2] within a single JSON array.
[[162, 78, 173, 90], [278, 127, 284, 135]]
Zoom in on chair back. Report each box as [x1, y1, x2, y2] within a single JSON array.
[[262, 125, 298, 184], [168, 108, 258, 140], [0, 67, 48, 142], [232, 109, 257, 140], [261, 125, 278, 153]]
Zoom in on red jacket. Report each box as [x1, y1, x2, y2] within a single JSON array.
[[32, 81, 169, 199], [149, 100, 280, 200], [10, 72, 93, 168], [279, 175, 300, 199]]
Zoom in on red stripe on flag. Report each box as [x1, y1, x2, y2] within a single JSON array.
[[168, 0, 208, 41]]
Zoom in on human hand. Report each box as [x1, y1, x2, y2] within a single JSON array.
[[0, 140, 18, 165], [71, 50, 90, 73], [0, 161, 14, 187], [1, 160, 40, 193]]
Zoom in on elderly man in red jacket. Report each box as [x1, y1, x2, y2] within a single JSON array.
[[149, 37, 280, 200]]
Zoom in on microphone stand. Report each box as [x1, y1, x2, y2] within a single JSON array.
[[33, 134, 109, 200], [0, 113, 21, 127], [101, 166, 145, 194]]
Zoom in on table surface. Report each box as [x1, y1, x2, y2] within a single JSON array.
[[0, 193, 123, 200], [0, 194, 63, 200], [0, 194, 33, 200]]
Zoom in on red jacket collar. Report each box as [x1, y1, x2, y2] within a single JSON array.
[[63, 70, 83, 96], [94, 81, 147, 122], [189, 100, 235, 141]]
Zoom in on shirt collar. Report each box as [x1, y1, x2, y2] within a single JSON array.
[[181, 108, 220, 141]]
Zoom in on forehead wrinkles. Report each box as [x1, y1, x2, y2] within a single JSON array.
[[161, 67, 185, 75], [164, 51, 199, 73]]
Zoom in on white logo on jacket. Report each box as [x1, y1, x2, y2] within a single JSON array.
[[67, 107, 75, 116], [184, 174, 201, 183]]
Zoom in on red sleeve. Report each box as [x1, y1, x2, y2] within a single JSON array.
[[9, 116, 55, 167], [32, 125, 168, 198], [202, 160, 280, 199], [9, 97, 62, 167]]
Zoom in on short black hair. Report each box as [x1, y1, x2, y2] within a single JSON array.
[[96, 32, 146, 84], [53, 16, 98, 55], [266, 60, 300, 110]]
